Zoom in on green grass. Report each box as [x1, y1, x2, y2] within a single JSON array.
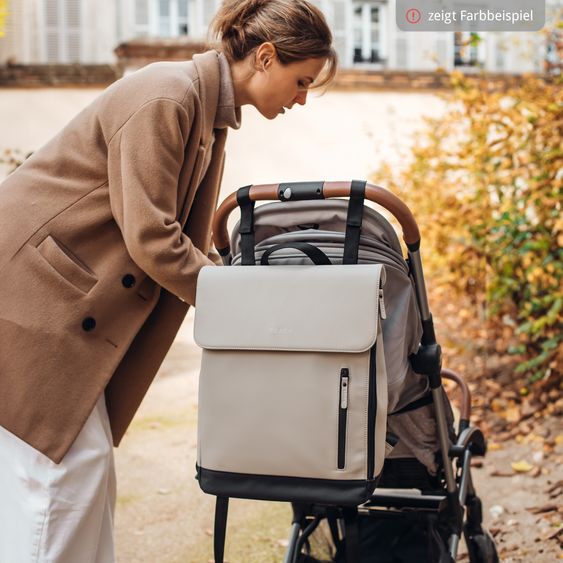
[[128, 411, 196, 433], [177, 500, 291, 563], [116, 493, 139, 508], [179, 500, 335, 563]]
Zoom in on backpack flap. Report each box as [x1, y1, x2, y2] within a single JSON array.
[[194, 264, 386, 353], [194, 264, 388, 506]]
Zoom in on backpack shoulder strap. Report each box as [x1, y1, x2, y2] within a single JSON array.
[[214, 496, 229, 563], [342, 506, 360, 563]]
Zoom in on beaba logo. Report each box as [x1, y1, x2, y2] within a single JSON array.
[[269, 327, 293, 335]]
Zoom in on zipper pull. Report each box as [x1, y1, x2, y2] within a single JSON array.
[[340, 370, 349, 410], [379, 288, 387, 319]]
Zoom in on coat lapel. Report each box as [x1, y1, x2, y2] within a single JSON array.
[[177, 51, 222, 227]]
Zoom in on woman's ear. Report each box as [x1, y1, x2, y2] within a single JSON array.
[[255, 42, 277, 71]]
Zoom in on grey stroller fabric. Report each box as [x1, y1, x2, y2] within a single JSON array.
[[230, 199, 453, 474]]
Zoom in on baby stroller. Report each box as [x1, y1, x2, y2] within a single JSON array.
[[204, 180, 498, 563]]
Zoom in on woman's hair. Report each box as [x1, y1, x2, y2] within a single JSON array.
[[210, 0, 337, 88]]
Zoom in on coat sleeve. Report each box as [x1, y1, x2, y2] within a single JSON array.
[[107, 97, 214, 306]]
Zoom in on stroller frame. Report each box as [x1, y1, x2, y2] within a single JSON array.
[[210, 180, 497, 563]]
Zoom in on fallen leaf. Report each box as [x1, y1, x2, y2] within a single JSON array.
[[546, 480, 563, 495], [490, 469, 514, 477], [491, 398, 504, 413], [530, 466, 541, 477], [157, 488, 171, 495], [511, 460, 534, 473], [488, 442, 504, 451], [526, 504, 559, 515], [547, 528, 563, 546]]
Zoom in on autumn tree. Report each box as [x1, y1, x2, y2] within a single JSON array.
[[377, 73, 562, 385]]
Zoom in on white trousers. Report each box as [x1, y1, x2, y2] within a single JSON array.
[[0, 396, 116, 563]]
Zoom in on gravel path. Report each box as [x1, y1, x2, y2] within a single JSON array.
[[115, 316, 562, 563]]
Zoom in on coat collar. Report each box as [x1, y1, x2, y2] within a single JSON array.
[[215, 53, 241, 130], [191, 50, 241, 143]]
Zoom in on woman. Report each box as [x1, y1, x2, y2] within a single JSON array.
[[0, 0, 336, 560]]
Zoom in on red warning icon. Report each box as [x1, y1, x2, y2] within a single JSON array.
[[406, 8, 422, 24]]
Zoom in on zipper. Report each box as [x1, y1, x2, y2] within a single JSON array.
[[379, 288, 386, 319], [367, 344, 377, 479], [337, 368, 349, 469]]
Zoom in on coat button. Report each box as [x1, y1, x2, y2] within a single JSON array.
[[122, 274, 136, 288], [82, 317, 96, 332]]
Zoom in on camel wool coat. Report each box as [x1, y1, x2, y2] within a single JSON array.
[[0, 50, 240, 463]]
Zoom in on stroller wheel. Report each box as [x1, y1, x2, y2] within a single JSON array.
[[465, 530, 499, 563]]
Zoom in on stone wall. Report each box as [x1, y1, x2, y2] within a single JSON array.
[[113, 38, 209, 73], [0, 63, 120, 87], [332, 69, 530, 91], [0, 38, 550, 90]]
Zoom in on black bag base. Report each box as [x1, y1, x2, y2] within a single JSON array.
[[197, 465, 379, 506]]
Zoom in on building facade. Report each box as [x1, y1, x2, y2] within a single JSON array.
[[0, 0, 559, 73]]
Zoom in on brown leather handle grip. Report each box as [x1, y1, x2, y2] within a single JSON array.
[[441, 368, 471, 421], [212, 181, 421, 252]]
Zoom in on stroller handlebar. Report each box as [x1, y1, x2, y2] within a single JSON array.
[[212, 181, 421, 253]]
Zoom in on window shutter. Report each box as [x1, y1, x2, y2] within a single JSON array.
[[435, 38, 448, 68], [178, 0, 189, 35], [0, 0, 22, 62], [495, 36, 505, 71], [45, 0, 60, 61], [330, 0, 347, 67], [44, 0, 82, 63], [396, 36, 408, 69], [158, 0, 170, 36], [65, 0, 81, 61], [134, 0, 150, 36]]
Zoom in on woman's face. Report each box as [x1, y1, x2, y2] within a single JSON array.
[[249, 53, 327, 120]]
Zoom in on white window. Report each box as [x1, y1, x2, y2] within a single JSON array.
[[133, 0, 150, 37], [352, 1, 386, 65], [330, 0, 347, 66], [158, 0, 170, 36], [133, 0, 190, 37], [454, 32, 484, 68], [177, 0, 188, 35], [44, 0, 82, 62]]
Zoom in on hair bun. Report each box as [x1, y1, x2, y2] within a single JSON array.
[[210, 0, 337, 89], [212, 0, 268, 36]]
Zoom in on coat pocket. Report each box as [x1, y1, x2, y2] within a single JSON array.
[[36, 235, 97, 294]]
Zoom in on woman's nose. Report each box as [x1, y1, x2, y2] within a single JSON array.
[[295, 90, 308, 106]]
